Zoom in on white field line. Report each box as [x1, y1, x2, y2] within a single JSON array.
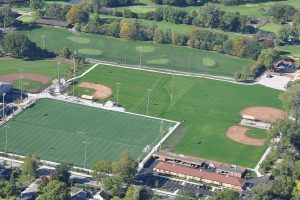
[[66, 63, 100, 83], [86, 59, 258, 85], [138, 121, 181, 171]]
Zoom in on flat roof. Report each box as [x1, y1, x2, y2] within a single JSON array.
[[216, 166, 244, 174], [153, 150, 204, 164], [154, 161, 246, 187]]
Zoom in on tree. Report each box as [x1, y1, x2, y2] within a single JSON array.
[[198, 3, 222, 28], [51, 164, 71, 185], [66, 5, 89, 24], [91, 160, 112, 183], [0, 180, 16, 198], [209, 189, 239, 200], [0, 7, 16, 28], [125, 186, 153, 200], [119, 19, 138, 40], [280, 83, 300, 121], [270, 175, 294, 199], [112, 151, 138, 185], [258, 48, 280, 69], [103, 174, 126, 198], [153, 29, 165, 43], [29, 0, 44, 10], [176, 189, 198, 200], [39, 180, 70, 200], [21, 155, 38, 182]]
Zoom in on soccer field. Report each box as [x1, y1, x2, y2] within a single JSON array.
[[76, 65, 283, 167], [0, 99, 176, 167]]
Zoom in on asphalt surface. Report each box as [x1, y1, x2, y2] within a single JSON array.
[[136, 175, 214, 197]]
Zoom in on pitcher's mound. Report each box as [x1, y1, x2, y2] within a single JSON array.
[[241, 107, 286, 123], [78, 82, 112, 100], [226, 126, 266, 146]]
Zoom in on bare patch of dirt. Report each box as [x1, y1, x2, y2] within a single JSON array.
[[78, 82, 112, 100], [226, 126, 266, 146], [241, 107, 286, 123], [0, 73, 51, 84]]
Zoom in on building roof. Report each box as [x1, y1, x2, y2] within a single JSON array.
[[36, 19, 69, 28], [154, 162, 246, 188], [216, 166, 244, 174], [153, 150, 204, 165]]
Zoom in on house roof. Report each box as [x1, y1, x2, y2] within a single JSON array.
[[216, 166, 244, 174], [154, 162, 246, 187]]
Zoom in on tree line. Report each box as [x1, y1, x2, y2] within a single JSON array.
[[151, 0, 283, 6]]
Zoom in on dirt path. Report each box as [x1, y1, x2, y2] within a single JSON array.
[[78, 82, 112, 99], [241, 107, 286, 123], [0, 73, 51, 84], [226, 126, 266, 146]]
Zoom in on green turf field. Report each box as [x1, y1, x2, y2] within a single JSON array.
[[20, 25, 253, 77], [0, 58, 73, 92], [76, 65, 283, 167], [0, 59, 71, 78], [0, 98, 176, 167], [276, 45, 300, 58]]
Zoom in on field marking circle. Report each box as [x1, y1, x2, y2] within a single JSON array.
[[78, 49, 102, 56], [202, 57, 216, 67], [146, 58, 169, 64], [135, 45, 155, 53], [67, 37, 91, 44]]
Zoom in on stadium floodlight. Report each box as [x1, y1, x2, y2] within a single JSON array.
[[83, 141, 90, 168], [188, 53, 191, 73], [19, 69, 23, 101], [116, 83, 120, 105], [139, 46, 144, 68], [160, 120, 164, 148], [42, 34, 46, 58], [171, 74, 174, 101], [57, 62, 61, 84], [146, 89, 152, 115], [2, 92, 6, 118], [4, 125, 9, 155]]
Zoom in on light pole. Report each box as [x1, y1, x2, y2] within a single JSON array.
[[42, 34, 46, 58], [4, 125, 9, 155], [116, 83, 120, 105], [57, 62, 61, 84], [19, 69, 23, 101], [2, 92, 6, 118], [159, 120, 164, 148], [73, 53, 77, 99], [171, 74, 174, 101], [188, 53, 191, 73], [83, 141, 90, 168], [146, 89, 152, 115], [139, 46, 144, 68]]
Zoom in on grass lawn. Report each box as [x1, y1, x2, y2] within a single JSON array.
[[276, 45, 300, 58], [0, 98, 176, 167], [21, 25, 253, 77], [259, 22, 282, 35], [0, 58, 72, 79], [18, 15, 37, 23], [76, 65, 283, 167], [245, 128, 267, 140], [0, 58, 73, 92]]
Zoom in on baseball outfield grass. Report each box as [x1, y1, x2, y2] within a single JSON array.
[[76, 65, 283, 168], [20, 25, 253, 77], [0, 98, 176, 167]]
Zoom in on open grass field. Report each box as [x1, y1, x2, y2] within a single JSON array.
[[259, 23, 282, 35], [76, 65, 283, 167], [276, 45, 300, 58], [18, 15, 37, 23], [0, 58, 72, 92], [21, 25, 253, 77], [0, 58, 71, 79], [0, 98, 176, 167]]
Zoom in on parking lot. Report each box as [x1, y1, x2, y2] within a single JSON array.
[[136, 175, 214, 197]]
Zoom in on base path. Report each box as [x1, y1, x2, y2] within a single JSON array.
[[0, 73, 51, 84], [226, 126, 266, 146], [78, 82, 112, 99], [241, 107, 286, 123]]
